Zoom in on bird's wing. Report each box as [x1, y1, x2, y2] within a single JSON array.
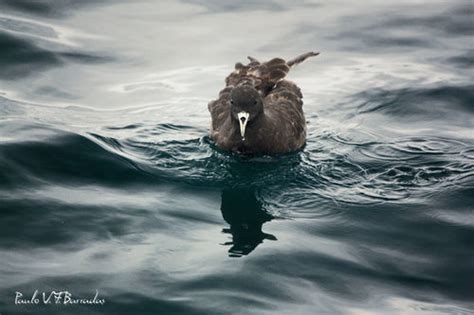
[[208, 86, 232, 131]]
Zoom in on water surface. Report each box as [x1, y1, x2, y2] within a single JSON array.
[[0, 1, 473, 314]]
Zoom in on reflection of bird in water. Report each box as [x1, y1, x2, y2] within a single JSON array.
[[220, 188, 277, 257]]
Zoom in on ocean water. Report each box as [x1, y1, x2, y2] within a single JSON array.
[[0, 1, 473, 314]]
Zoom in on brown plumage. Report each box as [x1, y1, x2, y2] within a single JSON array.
[[208, 52, 319, 155]]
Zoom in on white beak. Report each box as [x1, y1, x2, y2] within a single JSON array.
[[237, 111, 250, 140]]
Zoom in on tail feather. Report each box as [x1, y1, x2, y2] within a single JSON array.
[[225, 52, 319, 95], [287, 51, 320, 67], [247, 56, 260, 64]]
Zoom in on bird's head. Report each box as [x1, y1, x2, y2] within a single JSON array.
[[230, 85, 264, 140]]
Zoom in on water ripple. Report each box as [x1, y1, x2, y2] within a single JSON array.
[[82, 119, 474, 209]]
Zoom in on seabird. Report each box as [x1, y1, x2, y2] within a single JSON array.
[[208, 52, 319, 155]]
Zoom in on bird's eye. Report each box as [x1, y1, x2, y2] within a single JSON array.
[[253, 100, 257, 105], [230, 99, 234, 105]]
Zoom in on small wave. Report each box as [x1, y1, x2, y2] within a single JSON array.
[[92, 121, 474, 208], [104, 123, 144, 130], [352, 85, 474, 119], [1, 117, 472, 213], [359, 137, 469, 160], [0, 16, 58, 38], [0, 121, 152, 189], [0, 23, 111, 80], [0, 0, 111, 18]]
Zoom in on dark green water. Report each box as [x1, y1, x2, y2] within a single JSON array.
[[0, 1, 473, 314]]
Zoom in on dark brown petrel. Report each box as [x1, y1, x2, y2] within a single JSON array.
[[208, 52, 319, 155]]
